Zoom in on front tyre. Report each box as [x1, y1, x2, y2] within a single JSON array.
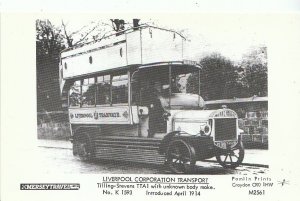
[[165, 140, 196, 174], [216, 142, 244, 169]]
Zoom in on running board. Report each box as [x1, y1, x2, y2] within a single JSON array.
[[93, 136, 166, 165]]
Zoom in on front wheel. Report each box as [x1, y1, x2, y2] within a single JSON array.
[[216, 142, 244, 169], [165, 140, 196, 174]]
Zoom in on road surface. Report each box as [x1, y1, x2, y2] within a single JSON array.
[[37, 140, 269, 175]]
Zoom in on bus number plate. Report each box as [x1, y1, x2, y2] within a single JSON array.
[[214, 141, 237, 149]]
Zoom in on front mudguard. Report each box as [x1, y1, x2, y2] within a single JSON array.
[[158, 131, 181, 154], [158, 132, 215, 160]]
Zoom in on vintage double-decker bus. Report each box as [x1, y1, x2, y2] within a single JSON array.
[[59, 24, 244, 173]]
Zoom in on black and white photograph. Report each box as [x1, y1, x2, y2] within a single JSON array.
[[1, 8, 300, 201], [36, 16, 268, 174]]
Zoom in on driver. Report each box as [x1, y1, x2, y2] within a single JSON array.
[[141, 81, 167, 137]]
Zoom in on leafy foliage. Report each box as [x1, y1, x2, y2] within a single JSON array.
[[241, 47, 268, 97], [36, 20, 65, 111], [244, 63, 268, 97], [187, 50, 268, 101], [198, 53, 240, 100]]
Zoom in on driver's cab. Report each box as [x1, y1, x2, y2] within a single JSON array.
[[131, 64, 205, 137]]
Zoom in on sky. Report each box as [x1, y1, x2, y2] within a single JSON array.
[[2, 0, 300, 12]]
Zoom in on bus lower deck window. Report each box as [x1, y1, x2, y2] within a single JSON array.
[[112, 74, 128, 104], [81, 78, 96, 107], [82, 85, 96, 106], [96, 75, 111, 105], [96, 82, 111, 105], [69, 81, 82, 107]]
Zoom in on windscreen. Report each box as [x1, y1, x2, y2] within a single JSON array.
[[171, 66, 200, 95]]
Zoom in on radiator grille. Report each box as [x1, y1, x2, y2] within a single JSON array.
[[214, 118, 237, 141]]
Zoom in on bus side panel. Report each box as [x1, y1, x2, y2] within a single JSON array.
[[62, 42, 127, 79], [141, 27, 183, 64], [69, 106, 132, 125], [126, 30, 142, 65]]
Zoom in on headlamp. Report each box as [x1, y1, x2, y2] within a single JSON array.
[[200, 123, 211, 136]]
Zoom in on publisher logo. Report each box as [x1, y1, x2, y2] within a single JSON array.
[[20, 183, 80, 190]]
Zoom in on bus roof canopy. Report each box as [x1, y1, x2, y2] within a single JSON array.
[[60, 25, 200, 80]]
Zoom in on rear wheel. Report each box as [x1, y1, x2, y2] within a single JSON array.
[[216, 142, 244, 169], [73, 133, 94, 161], [166, 140, 196, 174]]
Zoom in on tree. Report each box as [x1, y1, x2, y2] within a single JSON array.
[[61, 20, 111, 48], [192, 47, 268, 101], [36, 19, 65, 112], [36, 20, 65, 58], [196, 53, 239, 100], [60, 19, 139, 48], [241, 47, 268, 97]]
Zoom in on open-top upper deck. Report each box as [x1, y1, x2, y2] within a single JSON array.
[[60, 25, 199, 81]]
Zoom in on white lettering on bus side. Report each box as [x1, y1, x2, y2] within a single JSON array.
[[74, 113, 121, 118], [75, 113, 93, 118], [98, 113, 120, 118]]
